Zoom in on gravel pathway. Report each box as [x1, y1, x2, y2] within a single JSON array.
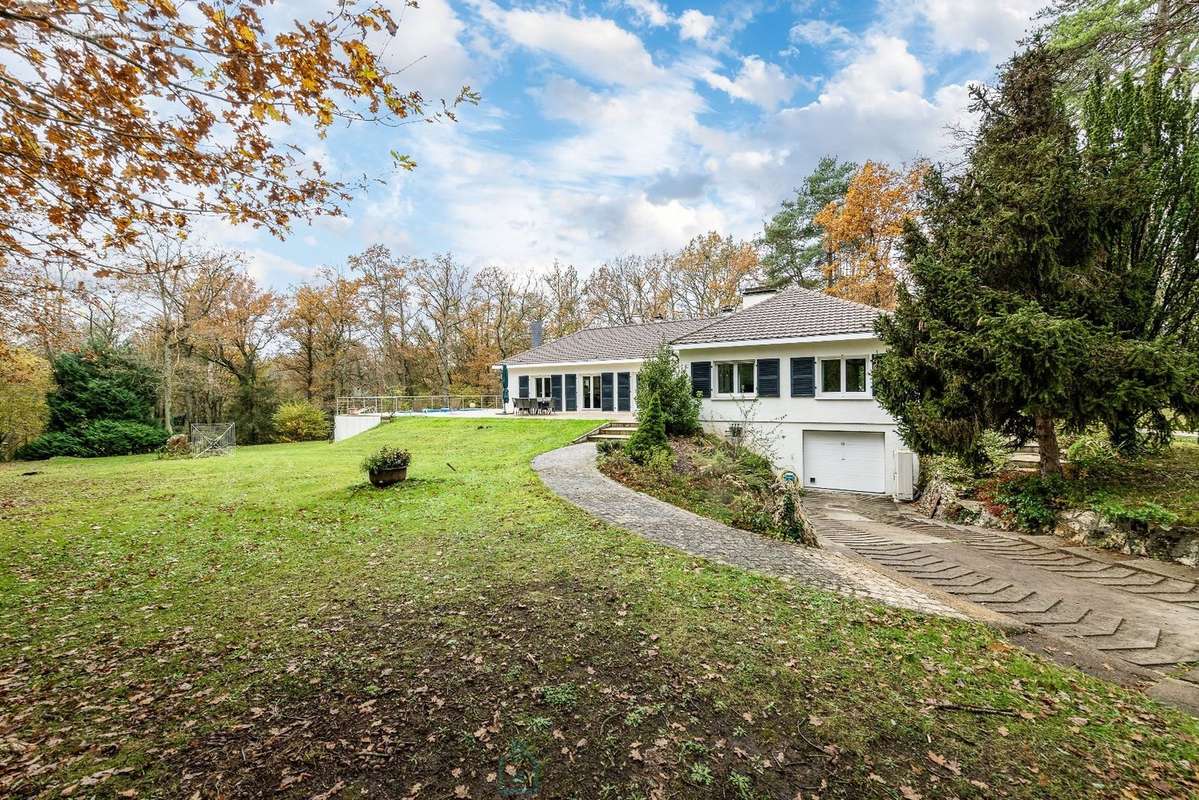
[[533, 443, 959, 617]]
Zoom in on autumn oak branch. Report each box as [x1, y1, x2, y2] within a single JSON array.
[[0, 0, 477, 324]]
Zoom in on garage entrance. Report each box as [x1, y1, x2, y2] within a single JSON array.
[[802, 430, 885, 493]]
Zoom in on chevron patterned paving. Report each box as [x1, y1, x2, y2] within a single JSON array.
[[805, 494, 1199, 688]]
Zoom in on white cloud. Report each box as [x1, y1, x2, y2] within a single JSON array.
[[789, 19, 855, 47], [767, 35, 971, 171], [240, 0, 1017, 286], [536, 76, 706, 177], [480, 4, 661, 86], [917, 0, 1040, 54], [821, 34, 926, 102], [678, 9, 716, 43], [243, 248, 320, 287], [703, 56, 804, 110], [623, 0, 671, 27], [378, 0, 478, 100]]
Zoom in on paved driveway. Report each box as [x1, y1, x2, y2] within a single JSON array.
[[533, 444, 958, 617], [804, 491, 1199, 710]]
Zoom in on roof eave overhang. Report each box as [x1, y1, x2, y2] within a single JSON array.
[[496, 356, 647, 369], [671, 331, 879, 350]]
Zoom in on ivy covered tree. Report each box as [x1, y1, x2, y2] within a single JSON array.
[[874, 46, 1199, 477], [760, 156, 857, 288], [1082, 58, 1199, 452]]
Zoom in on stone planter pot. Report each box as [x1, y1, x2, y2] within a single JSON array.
[[368, 466, 408, 487]]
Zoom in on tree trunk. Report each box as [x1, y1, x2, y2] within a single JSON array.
[[162, 336, 175, 434], [1034, 414, 1063, 478]]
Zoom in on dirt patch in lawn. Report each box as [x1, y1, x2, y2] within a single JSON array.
[[162, 579, 839, 800]]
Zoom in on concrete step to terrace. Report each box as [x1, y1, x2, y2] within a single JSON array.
[[580, 422, 640, 443]]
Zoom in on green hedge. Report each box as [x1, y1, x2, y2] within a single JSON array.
[[16, 420, 168, 460]]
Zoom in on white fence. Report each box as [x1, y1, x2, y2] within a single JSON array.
[[335, 395, 503, 416]]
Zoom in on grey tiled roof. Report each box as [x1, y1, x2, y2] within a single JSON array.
[[671, 286, 884, 345], [500, 317, 717, 366]]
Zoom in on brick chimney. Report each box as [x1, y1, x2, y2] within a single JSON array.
[[531, 319, 544, 348]]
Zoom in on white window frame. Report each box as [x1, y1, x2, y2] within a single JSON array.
[[816, 355, 873, 400], [534, 376, 552, 399], [713, 361, 757, 399]]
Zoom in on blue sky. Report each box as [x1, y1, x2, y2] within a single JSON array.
[[213, 0, 1043, 288]]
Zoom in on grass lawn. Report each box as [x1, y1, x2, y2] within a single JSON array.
[[1, 417, 1197, 799], [1069, 439, 1199, 527]]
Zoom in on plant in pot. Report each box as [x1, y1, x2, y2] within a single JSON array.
[[362, 446, 411, 487]]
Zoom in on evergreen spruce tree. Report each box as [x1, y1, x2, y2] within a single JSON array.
[[634, 343, 700, 435], [625, 392, 668, 464], [874, 47, 1199, 476]]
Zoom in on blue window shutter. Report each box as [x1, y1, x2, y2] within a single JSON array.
[[790, 357, 815, 397], [757, 359, 780, 397], [564, 373, 577, 411], [617, 372, 631, 411], [690, 361, 711, 398], [601, 373, 615, 412], [518, 375, 529, 399], [551, 374, 563, 411]]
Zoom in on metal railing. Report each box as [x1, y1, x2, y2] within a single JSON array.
[[336, 395, 504, 416]]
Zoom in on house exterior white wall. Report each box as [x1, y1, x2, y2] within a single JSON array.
[[504, 360, 642, 416], [675, 337, 909, 496], [501, 333, 916, 497]]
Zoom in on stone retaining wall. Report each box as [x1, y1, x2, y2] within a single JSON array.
[[912, 478, 1199, 567]]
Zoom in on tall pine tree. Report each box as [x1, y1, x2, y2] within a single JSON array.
[[760, 156, 857, 288], [874, 47, 1199, 476]]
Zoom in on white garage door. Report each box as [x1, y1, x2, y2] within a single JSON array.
[[803, 431, 885, 493]]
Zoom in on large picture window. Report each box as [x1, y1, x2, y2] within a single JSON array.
[[817, 357, 872, 398], [715, 362, 756, 398]]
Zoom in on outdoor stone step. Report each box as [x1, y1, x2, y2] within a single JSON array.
[[588, 434, 633, 441], [942, 578, 1013, 596], [906, 564, 975, 579], [1018, 606, 1090, 626]]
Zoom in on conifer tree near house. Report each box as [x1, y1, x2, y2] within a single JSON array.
[[873, 46, 1199, 477], [625, 392, 669, 464]]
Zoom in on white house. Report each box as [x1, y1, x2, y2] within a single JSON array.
[[497, 317, 713, 418], [498, 286, 916, 497]]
